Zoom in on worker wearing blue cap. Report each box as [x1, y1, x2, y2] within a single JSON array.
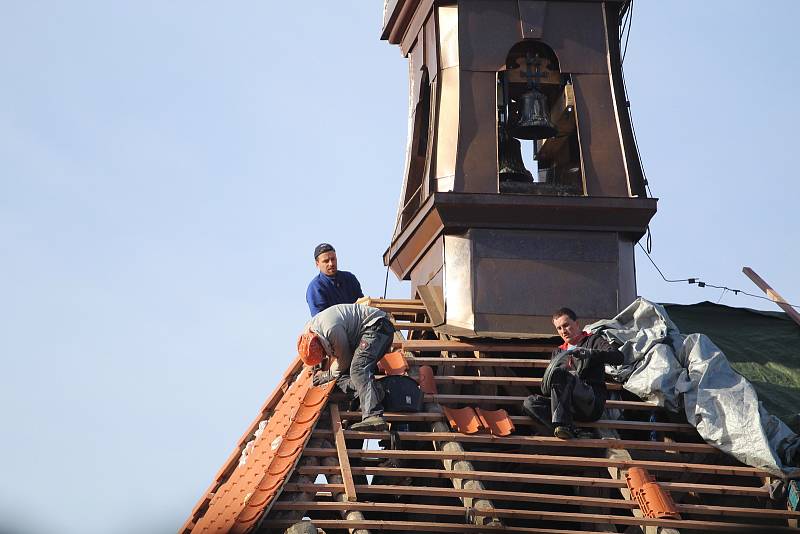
[[306, 243, 364, 316]]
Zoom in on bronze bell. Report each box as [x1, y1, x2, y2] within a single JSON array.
[[508, 86, 557, 140], [498, 129, 533, 182]]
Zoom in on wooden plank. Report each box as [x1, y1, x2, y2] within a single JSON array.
[[374, 303, 427, 313], [283, 482, 637, 511], [433, 374, 624, 390], [300, 447, 766, 477], [295, 465, 770, 497], [270, 502, 796, 531], [742, 267, 800, 327], [369, 298, 424, 305], [475, 352, 498, 409], [424, 394, 661, 411], [328, 404, 357, 502], [391, 321, 433, 330], [260, 518, 608, 533], [408, 356, 551, 367], [312, 428, 723, 454], [397, 339, 555, 352], [338, 411, 695, 433], [282, 483, 800, 520]]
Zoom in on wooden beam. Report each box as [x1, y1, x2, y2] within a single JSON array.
[[261, 518, 612, 533], [474, 352, 498, 410], [310, 430, 723, 455], [742, 267, 800, 327], [391, 322, 433, 330], [270, 502, 798, 532], [329, 404, 357, 502], [408, 356, 551, 367], [338, 411, 695, 433], [373, 303, 427, 313], [396, 340, 555, 352], [283, 482, 637, 511], [300, 447, 766, 477], [282, 483, 800, 520], [422, 394, 661, 411], [294, 466, 771, 497], [432, 374, 623, 390], [317, 439, 372, 534], [368, 298, 424, 305]]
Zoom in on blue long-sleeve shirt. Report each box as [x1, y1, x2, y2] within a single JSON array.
[[306, 270, 363, 316]]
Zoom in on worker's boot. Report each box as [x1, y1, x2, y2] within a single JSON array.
[[553, 424, 577, 439], [349, 415, 388, 431]]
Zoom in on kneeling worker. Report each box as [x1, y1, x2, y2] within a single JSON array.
[[297, 303, 395, 431], [524, 307, 624, 439]]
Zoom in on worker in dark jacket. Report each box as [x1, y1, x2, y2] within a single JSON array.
[[523, 307, 624, 439], [306, 243, 364, 316]]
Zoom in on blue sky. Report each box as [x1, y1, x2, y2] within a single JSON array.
[[1, 2, 797, 533]]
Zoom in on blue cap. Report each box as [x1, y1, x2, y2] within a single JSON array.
[[314, 243, 335, 260]]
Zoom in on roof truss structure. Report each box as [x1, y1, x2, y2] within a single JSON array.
[[183, 298, 800, 533]]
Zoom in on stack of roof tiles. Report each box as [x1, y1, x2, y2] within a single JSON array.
[[183, 298, 800, 533]]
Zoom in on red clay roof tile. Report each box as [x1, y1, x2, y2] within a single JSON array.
[[189, 368, 336, 533], [417, 365, 437, 394], [476, 408, 515, 437], [378, 350, 409, 375], [442, 406, 483, 434]]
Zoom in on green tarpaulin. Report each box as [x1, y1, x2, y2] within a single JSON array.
[[663, 301, 800, 432]]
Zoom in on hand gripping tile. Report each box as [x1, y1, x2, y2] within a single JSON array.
[[191, 367, 336, 533]]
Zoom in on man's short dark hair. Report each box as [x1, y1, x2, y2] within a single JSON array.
[[552, 307, 577, 321], [314, 243, 335, 260]]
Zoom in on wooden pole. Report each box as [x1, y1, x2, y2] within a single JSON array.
[[330, 403, 358, 502], [742, 267, 800, 327]]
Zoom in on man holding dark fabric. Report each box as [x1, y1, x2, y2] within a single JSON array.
[[306, 243, 364, 316], [297, 303, 395, 431], [523, 307, 624, 439]]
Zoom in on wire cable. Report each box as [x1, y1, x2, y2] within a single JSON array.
[[383, 262, 390, 299], [621, 0, 635, 64], [636, 242, 800, 311]]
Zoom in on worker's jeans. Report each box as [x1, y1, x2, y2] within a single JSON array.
[[549, 367, 603, 425], [337, 317, 395, 420]]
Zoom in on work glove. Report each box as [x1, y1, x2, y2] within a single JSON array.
[[313, 369, 337, 387], [571, 348, 596, 360]]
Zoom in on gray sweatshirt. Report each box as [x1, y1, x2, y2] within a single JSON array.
[[306, 303, 387, 368]]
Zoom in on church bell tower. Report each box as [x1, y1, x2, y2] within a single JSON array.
[[382, 0, 657, 337]]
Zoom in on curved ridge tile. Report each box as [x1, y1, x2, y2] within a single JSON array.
[[190, 366, 335, 533]]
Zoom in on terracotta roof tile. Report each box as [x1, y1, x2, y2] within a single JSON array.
[[417, 365, 437, 394], [378, 350, 409, 375], [189, 368, 336, 533], [442, 406, 483, 434], [476, 408, 515, 437], [625, 467, 680, 519]]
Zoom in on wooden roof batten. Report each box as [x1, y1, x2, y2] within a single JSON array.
[[183, 297, 800, 534]]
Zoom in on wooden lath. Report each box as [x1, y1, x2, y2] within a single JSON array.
[[186, 297, 800, 533]]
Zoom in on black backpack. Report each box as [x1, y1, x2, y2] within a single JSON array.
[[379, 375, 423, 412]]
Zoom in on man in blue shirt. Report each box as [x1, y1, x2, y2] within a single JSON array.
[[306, 243, 364, 316]]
